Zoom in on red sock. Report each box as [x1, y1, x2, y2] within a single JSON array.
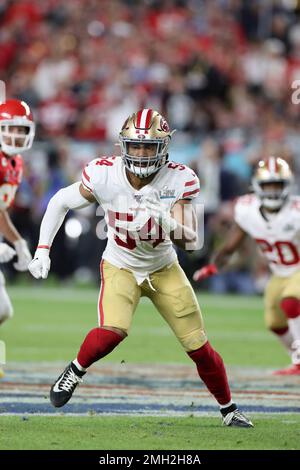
[[280, 297, 300, 319], [77, 328, 124, 368], [188, 341, 231, 405]]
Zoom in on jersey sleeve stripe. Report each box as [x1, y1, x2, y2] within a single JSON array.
[[81, 179, 93, 193], [182, 188, 200, 198], [185, 179, 197, 187], [83, 168, 90, 182]]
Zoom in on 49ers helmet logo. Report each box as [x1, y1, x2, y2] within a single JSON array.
[[160, 117, 170, 133]]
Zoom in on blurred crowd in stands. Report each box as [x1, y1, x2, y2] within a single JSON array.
[[2, 0, 300, 292]]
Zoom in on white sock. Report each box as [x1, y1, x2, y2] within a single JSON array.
[[288, 316, 300, 342], [73, 358, 87, 372], [219, 400, 233, 409]]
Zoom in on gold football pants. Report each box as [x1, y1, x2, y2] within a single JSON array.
[[97, 260, 207, 352], [264, 270, 300, 330]]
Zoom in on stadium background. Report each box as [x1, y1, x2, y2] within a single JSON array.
[[1, 0, 300, 452], [2, 0, 300, 292]]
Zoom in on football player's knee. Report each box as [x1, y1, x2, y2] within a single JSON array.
[[170, 286, 206, 351], [178, 328, 207, 352], [280, 297, 300, 319], [264, 313, 286, 331], [102, 326, 128, 338]]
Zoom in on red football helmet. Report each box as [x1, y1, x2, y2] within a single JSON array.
[[0, 99, 35, 155]]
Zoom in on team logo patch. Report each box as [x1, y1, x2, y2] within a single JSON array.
[[283, 224, 295, 231], [159, 186, 175, 199], [160, 118, 170, 133]]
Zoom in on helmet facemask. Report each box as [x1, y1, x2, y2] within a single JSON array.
[[252, 157, 293, 211], [252, 178, 292, 210], [119, 109, 173, 179], [120, 138, 170, 178], [0, 119, 35, 155]]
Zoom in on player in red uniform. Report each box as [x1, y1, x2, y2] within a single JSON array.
[[0, 99, 35, 376]]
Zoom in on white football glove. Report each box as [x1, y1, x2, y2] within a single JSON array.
[[28, 247, 51, 279], [0, 242, 16, 263], [112, 209, 149, 233], [112, 196, 177, 237], [13, 239, 32, 271], [144, 193, 177, 234]]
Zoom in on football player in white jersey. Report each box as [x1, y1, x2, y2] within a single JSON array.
[[194, 156, 300, 375], [29, 109, 252, 427]]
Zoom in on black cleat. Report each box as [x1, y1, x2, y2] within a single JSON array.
[[222, 408, 254, 428], [50, 362, 85, 408]]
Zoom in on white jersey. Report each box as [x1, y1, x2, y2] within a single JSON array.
[[234, 194, 300, 277], [82, 156, 200, 284]]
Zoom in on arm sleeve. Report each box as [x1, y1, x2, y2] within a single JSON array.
[[81, 164, 94, 193], [38, 182, 92, 248], [81, 158, 101, 194], [177, 170, 200, 201]]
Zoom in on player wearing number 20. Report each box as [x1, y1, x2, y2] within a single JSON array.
[[29, 109, 252, 427], [194, 157, 300, 375]]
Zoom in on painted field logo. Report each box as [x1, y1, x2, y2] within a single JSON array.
[[0, 340, 6, 365]]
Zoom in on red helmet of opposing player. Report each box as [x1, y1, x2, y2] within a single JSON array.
[[0, 99, 35, 155]]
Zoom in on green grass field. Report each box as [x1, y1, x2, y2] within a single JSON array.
[[0, 285, 300, 451], [0, 286, 289, 366], [1, 416, 300, 450]]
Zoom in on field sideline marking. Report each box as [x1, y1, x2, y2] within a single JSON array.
[[1, 363, 299, 417]]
